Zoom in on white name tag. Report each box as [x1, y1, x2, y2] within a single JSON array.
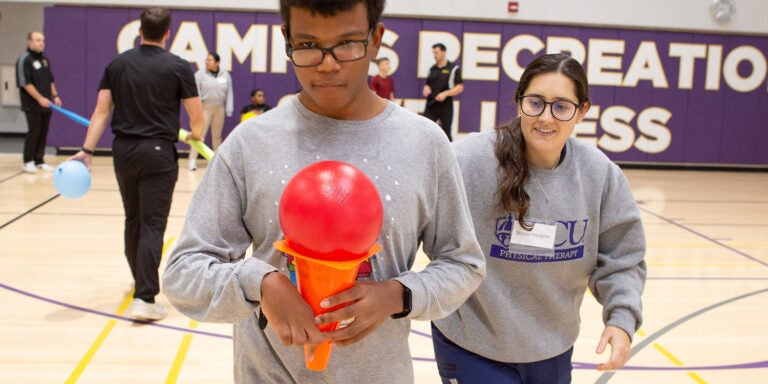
[[510, 221, 556, 249], [33, 60, 42, 69], [217, 77, 227, 83]]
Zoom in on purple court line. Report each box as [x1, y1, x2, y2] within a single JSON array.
[[3, 280, 766, 372], [638, 206, 768, 268], [594, 287, 768, 383], [411, 328, 431, 338], [0, 282, 230, 340], [1, 279, 435, 342]]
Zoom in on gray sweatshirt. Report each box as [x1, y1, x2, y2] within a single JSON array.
[[163, 97, 485, 383], [194, 69, 233, 116], [434, 131, 646, 363]]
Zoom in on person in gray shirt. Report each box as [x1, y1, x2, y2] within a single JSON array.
[[162, 1, 485, 383], [433, 53, 646, 383], [189, 51, 233, 170]]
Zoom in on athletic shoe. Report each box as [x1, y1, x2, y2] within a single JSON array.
[[188, 161, 197, 171], [22, 161, 37, 173], [129, 298, 167, 321], [37, 163, 55, 172]]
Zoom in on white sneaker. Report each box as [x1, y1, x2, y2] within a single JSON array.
[[37, 163, 55, 172], [22, 161, 37, 173], [129, 298, 167, 321], [187, 161, 197, 171]]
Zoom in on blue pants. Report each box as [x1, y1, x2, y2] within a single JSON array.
[[431, 323, 573, 384]]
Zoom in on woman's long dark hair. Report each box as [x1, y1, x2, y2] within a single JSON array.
[[494, 53, 590, 229]]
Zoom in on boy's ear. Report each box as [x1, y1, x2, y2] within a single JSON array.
[[370, 22, 385, 54]]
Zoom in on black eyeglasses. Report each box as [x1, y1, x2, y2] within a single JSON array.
[[285, 29, 372, 67], [519, 95, 580, 122]]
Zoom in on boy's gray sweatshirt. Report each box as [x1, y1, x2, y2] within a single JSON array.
[[435, 131, 646, 363], [163, 97, 485, 383]]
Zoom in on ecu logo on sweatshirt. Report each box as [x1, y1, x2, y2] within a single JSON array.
[[489, 215, 587, 263]]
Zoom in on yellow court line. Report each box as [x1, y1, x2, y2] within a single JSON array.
[[66, 235, 177, 382], [65, 293, 134, 383], [652, 343, 708, 383], [166, 320, 199, 383], [162, 236, 177, 260]]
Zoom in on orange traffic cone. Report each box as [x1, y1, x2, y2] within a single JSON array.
[[274, 239, 382, 370], [275, 161, 384, 370]]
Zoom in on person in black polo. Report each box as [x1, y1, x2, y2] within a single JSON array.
[[69, 7, 204, 321], [422, 43, 464, 141], [16, 31, 61, 173]]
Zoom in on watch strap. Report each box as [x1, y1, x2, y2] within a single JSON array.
[[391, 283, 412, 319]]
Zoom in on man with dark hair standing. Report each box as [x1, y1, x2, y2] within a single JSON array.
[[422, 43, 464, 141], [69, 7, 204, 321], [16, 31, 61, 173]]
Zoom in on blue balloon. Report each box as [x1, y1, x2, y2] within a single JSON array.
[[54, 160, 91, 199]]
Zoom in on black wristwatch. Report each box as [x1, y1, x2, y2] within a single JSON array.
[[391, 283, 412, 319]]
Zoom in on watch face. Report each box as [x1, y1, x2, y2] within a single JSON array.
[[710, 0, 735, 22]]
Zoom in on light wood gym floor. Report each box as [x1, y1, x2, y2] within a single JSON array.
[[0, 151, 766, 383]]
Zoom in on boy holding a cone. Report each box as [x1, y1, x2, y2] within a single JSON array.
[[163, 1, 485, 382]]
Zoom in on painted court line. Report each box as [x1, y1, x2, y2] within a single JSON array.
[[594, 287, 768, 383], [638, 206, 768, 268], [0, 194, 59, 230], [0, 281, 231, 338], [646, 331, 707, 383], [64, 236, 181, 381], [166, 320, 199, 383], [65, 294, 134, 383], [2, 200, 765, 380], [0, 170, 26, 184]]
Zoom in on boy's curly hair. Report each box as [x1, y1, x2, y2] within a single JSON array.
[[279, 0, 385, 31]]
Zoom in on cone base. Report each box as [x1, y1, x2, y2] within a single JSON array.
[[273, 240, 382, 371], [305, 341, 333, 371]]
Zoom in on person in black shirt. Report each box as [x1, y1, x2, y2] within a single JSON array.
[[16, 31, 61, 173], [239, 88, 272, 122], [422, 43, 464, 141], [69, 7, 204, 321]]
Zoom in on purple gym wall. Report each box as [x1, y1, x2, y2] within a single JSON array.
[[44, 6, 768, 166]]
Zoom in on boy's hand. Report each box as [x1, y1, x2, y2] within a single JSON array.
[[316, 280, 404, 347], [260, 272, 326, 347]]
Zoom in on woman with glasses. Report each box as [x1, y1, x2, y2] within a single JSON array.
[[432, 53, 647, 383]]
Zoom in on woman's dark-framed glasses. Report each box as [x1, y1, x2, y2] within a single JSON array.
[[519, 95, 580, 122], [286, 29, 372, 67]]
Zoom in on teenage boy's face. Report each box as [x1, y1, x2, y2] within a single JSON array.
[[286, 3, 382, 119]]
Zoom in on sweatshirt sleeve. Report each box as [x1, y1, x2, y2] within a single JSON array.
[[163, 154, 277, 323], [588, 164, 647, 339], [395, 143, 486, 320], [226, 72, 234, 116]]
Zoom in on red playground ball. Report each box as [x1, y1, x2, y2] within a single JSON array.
[[279, 161, 383, 261]]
